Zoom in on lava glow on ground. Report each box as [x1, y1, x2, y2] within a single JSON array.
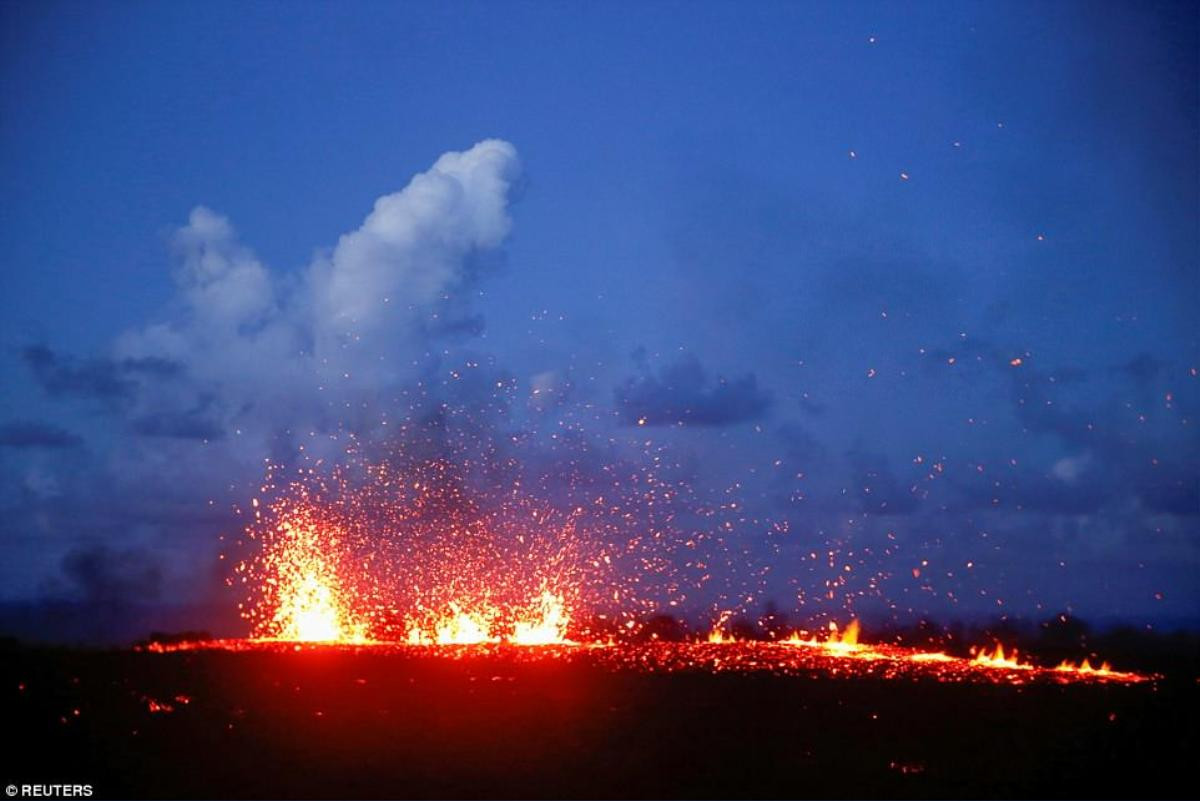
[[143, 624, 1150, 686], [205, 467, 1153, 687]]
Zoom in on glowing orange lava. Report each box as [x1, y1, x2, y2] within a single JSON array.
[[231, 510, 1144, 682], [1053, 657, 1140, 681], [433, 607, 497, 645], [143, 632, 1152, 685], [511, 590, 573, 645], [233, 461, 604, 647], [400, 591, 575, 645], [223, 465, 1150, 684], [257, 518, 367, 643], [970, 643, 1032, 670], [785, 619, 865, 654]]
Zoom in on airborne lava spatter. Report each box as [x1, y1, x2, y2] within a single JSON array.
[[229, 446, 638, 646], [250, 507, 367, 643], [220, 444, 1148, 683]]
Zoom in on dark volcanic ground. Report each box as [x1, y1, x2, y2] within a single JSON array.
[[3, 644, 1195, 799]]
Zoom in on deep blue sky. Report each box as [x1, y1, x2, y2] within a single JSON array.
[[1, 1, 1196, 639]]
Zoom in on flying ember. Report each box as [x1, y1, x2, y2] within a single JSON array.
[[217, 449, 1150, 685]]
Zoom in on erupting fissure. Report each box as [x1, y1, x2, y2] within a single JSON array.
[[260, 518, 367, 644], [222, 464, 1148, 684]]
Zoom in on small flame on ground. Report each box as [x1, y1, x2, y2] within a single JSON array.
[[1054, 657, 1138, 680], [785, 619, 863, 653], [970, 643, 1032, 670], [706, 611, 736, 643]]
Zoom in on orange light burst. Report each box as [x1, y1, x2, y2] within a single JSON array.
[[231, 452, 622, 647], [275, 571, 346, 642], [222, 453, 1152, 685], [256, 517, 367, 643], [706, 610, 736, 643], [433, 607, 497, 645], [690, 620, 1146, 682], [511, 590, 573, 645], [401, 590, 575, 646]]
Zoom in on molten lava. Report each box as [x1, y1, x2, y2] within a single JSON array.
[[400, 591, 574, 645], [786, 619, 864, 654], [256, 517, 366, 643], [433, 608, 497, 645], [971, 643, 1032, 670], [511, 590, 573, 645], [220, 458, 1151, 684], [275, 572, 345, 642]]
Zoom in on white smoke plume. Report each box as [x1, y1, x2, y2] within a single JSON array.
[[112, 139, 520, 455]]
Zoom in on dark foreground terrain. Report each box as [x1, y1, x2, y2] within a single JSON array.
[[3, 644, 1196, 799]]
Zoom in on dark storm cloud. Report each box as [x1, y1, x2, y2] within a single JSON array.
[[0, 420, 82, 449], [131, 410, 224, 441], [615, 353, 771, 427], [21, 344, 183, 403], [23, 344, 133, 400], [22, 344, 226, 440], [60, 544, 164, 603], [1138, 473, 1199, 517], [129, 393, 226, 441], [915, 334, 1199, 518], [1009, 359, 1196, 451]]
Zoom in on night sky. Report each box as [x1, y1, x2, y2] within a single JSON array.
[[1, 1, 1196, 642]]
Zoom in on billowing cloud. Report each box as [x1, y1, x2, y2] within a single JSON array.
[[312, 141, 519, 352], [105, 139, 520, 449], [8, 140, 523, 609], [615, 353, 771, 427]]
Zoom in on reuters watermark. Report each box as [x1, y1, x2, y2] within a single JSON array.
[[5, 786, 93, 798]]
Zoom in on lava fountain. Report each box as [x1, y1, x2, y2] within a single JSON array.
[[215, 454, 1151, 683], [255, 515, 366, 643]]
